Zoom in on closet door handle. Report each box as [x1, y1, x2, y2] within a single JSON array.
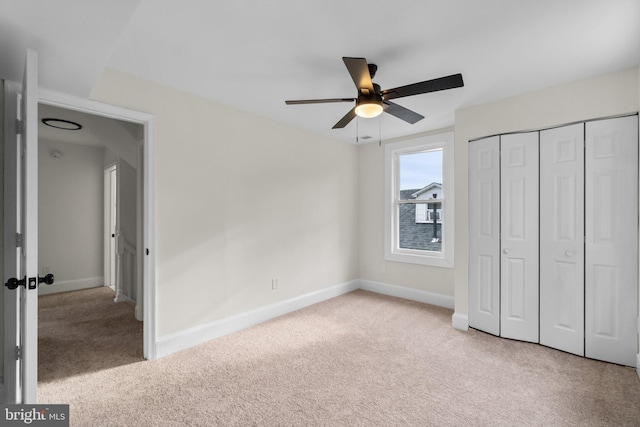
[[503, 248, 510, 254], [565, 250, 575, 257]]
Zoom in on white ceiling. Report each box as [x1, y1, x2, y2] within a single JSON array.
[[1, 0, 639, 143]]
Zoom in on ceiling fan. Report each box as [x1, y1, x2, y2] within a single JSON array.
[[285, 57, 464, 129]]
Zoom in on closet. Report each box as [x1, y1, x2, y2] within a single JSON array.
[[468, 115, 638, 367]]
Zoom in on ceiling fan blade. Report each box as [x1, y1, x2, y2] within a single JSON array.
[[383, 101, 425, 124], [285, 98, 355, 105], [342, 57, 374, 93], [382, 73, 464, 100], [332, 107, 357, 129]]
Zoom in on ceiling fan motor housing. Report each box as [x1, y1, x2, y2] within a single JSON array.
[[357, 91, 383, 105], [357, 82, 383, 106]]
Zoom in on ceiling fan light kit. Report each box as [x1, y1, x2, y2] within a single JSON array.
[[355, 98, 383, 118], [285, 57, 463, 129]]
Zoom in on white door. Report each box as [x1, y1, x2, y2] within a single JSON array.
[[500, 133, 539, 342], [104, 163, 117, 290], [3, 49, 39, 403], [585, 116, 638, 366], [539, 123, 585, 356], [468, 136, 500, 335]]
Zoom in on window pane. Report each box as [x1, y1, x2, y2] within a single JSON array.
[[399, 149, 442, 199], [398, 203, 443, 252], [398, 149, 443, 252]]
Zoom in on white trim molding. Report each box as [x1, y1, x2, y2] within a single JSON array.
[[156, 280, 359, 358], [452, 312, 469, 331], [358, 279, 454, 309], [38, 277, 104, 295], [156, 279, 459, 359]]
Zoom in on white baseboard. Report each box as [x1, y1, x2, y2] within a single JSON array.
[[156, 280, 359, 358], [38, 276, 104, 295], [637, 354, 640, 378], [357, 279, 454, 309], [155, 279, 459, 359], [452, 312, 469, 331]]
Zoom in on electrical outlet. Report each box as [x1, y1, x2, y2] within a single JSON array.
[[272, 278, 278, 290]]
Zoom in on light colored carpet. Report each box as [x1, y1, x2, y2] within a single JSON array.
[[38, 287, 143, 383], [38, 288, 640, 426]]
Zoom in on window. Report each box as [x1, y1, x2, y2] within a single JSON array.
[[384, 131, 454, 267]]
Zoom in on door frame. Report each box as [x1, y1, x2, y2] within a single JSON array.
[[37, 89, 157, 361], [3, 81, 22, 402]]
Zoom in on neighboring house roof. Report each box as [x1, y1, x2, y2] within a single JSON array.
[[400, 189, 418, 200], [411, 182, 442, 199]]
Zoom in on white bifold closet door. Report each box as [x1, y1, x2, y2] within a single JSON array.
[[500, 133, 539, 342], [468, 133, 539, 341], [469, 116, 638, 367], [584, 116, 638, 366], [468, 136, 501, 336], [539, 124, 585, 356]]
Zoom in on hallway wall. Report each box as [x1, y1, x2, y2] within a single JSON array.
[[38, 140, 105, 294]]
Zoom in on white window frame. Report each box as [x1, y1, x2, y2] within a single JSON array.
[[384, 131, 454, 268]]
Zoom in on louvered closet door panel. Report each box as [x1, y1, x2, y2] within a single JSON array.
[[500, 133, 539, 342], [585, 116, 638, 367], [468, 136, 501, 335], [540, 124, 585, 356]]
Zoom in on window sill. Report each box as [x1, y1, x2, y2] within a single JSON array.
[[385, 250, 454, 268]]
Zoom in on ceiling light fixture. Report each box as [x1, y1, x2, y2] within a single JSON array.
[[355, 90, 384, 119], [42, 118, 83, 130], [355, 100, 383, 118]]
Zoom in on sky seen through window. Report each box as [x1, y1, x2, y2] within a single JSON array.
[[399, 149, 442, 190]]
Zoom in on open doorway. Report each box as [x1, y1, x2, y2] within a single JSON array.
[[35, 99, 153, 381]]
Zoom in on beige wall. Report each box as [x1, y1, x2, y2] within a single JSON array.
[[88, 66, 639, 341], [357, 130, 455, 296], [454, 66, 640, 316], [91, 69, 359, 337]]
